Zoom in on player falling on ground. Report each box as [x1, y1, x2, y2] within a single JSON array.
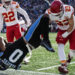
[[45, 0, 75, 74], [0, 14, 55, 70], [0, 0, 31, 42]]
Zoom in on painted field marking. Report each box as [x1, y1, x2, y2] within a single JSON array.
[[0, 69, 61, 75], [37, 61, 75, 71]]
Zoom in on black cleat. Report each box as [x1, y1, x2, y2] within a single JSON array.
[[41, 40, 55, 52], [67, 54, 73, 64]]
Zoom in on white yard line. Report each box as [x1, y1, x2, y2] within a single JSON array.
[[0, 69, 60, 75], [37, 61, 75, 71], [37, 65, 60, 71]]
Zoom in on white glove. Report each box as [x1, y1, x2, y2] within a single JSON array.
[[27, 21, 32, 28], [62, 32, 69, 38]]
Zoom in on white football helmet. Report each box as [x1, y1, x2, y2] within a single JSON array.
[[1, 0, 12, 8]]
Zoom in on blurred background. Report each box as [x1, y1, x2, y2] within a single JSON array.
[[0, 0, 75, 33]]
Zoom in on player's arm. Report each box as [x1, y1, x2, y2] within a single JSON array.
[[0, 12, 3, 32], [16, 3, 31, 27], [62, 7, 74, 38], [67, 14, 74, 32], [0, 37, 6, 52]]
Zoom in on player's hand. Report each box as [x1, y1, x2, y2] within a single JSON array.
[[27, 21, 32, 28], [62, 32, 69, 38]]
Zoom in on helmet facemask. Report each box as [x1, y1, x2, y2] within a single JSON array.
[[2, 0, 12, 8], [51, 10, 64, 18]]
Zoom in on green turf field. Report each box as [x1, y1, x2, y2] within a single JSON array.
[[0, 33, 75, 75]]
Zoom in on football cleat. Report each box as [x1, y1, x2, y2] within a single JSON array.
[[58, 64, 68, 74], [40, 40, 55, 52], [67, 54, 73, 64]]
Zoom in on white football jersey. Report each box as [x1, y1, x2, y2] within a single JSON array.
[[0, 1, 31, 31], [45, 5, 74, 30]]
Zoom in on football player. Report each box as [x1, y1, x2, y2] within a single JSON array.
[[0, 14, 55, 70], [45, 0, 75, 74], [0, 0, 31, 42]]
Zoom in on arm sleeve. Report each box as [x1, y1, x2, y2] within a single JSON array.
[[0, 13, 3, 32], [16, 3, 31, 26], [68, 6, 74, 19]]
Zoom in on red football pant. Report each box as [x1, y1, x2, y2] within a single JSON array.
[[6, 24, 22, 42], [56, 29, 75, 50]]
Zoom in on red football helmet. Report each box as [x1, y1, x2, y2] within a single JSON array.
[[50, 0, 64, 17]]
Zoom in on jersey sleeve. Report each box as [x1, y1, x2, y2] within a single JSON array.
[[65, 5, 74, 19], [0, 10, 3, 32], [16, 2, 31, 26], [69, 6, 74, 18]]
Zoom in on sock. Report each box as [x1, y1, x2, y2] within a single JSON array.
[[58, 44, 66, 64], [69, 50, 75, 58]]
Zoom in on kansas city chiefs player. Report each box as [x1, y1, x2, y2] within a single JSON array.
[[45, 0, 75, 74], [0, 0, 31, 42]]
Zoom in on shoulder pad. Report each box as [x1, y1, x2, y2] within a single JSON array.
[[11, 1, 19, 8], [11, 1, 17, 4], [64, 5, 71, 12]]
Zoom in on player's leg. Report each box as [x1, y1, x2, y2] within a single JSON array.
[[56, 30, 68, 74], [67, 30, 75, 64], [14, 24, 22, 40], [6, 26, 14, 42], [23, 15, 45, 64], [23, 14, 55, 63], [39, 14, 55, 52]]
